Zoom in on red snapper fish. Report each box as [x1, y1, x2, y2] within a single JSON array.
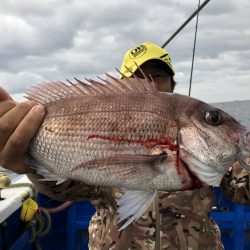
[[25, 75, 250, 229]]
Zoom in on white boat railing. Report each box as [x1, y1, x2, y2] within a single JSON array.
[[0, 175, 33, 224]]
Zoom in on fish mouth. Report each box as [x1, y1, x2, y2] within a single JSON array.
[[179, 148, 226, 187]]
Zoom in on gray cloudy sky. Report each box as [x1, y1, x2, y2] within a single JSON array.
[[0, 0, 249, 103]]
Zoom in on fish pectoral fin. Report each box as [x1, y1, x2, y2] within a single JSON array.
[[36, 168, 66, 185], [116, 189, 157, 230], [71, 154, 169, 178], [26, 154, 66, 185]]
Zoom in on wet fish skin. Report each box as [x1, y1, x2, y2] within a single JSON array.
[[26, 76, 250, 191], [28, 87, 194, 191]]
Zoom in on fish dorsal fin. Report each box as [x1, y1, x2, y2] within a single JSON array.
[[25, 74, 158, 105]]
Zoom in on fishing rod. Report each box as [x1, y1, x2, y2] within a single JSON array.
[[189, 0, 201, 96], [161, 0, 211, 48]]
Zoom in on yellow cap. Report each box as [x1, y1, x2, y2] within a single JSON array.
[[119, 42, 175, 78]]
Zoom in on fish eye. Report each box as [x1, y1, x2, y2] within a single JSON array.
[[204, 110, 223, 126]]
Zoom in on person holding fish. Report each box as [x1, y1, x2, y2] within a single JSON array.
[[0, 41, 250, 250]]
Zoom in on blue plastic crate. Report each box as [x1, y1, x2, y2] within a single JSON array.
[[0, 207, 33, 250], [0, 194, 95, 250], [67, 200, 95, 250], [211, 187, 250, 250], [36, 194, 95, 250], [2, 189, 250, 250]]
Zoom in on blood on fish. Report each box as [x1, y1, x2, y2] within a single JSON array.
[[175, 149, 182, 176], [86, 134, 182, 175], [87, 135, 180, 164], [86, 134, 178, 150]]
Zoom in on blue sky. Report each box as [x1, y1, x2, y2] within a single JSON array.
[[0, 0, 249, 103]]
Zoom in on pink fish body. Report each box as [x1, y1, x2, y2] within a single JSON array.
[[26, 75, 250, 229]]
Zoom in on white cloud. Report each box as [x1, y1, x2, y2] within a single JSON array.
[[0, 71, 45, 93], [0, 0, 249, 103]]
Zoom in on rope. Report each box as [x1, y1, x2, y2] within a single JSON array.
[[25, 208, 52, 250], [41, 201, 74, 213], [27, 220, 37, 243], [7, 183, 38, 199], [26, 219, 42, 250], [37, 208, 52, 236], [161, 0, 211, 48]]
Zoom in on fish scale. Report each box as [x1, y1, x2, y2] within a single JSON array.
[[27, 78, 185, 188]]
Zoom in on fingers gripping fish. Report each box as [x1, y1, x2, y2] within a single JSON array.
[[25, 74, 250, 230]]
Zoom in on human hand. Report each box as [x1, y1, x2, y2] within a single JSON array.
[[0, 86, 45, 174]]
